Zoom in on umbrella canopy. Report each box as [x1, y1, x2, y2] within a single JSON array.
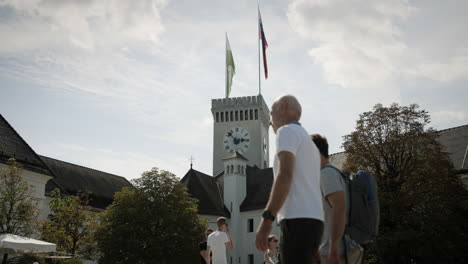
[[0, 234, 56, 254]]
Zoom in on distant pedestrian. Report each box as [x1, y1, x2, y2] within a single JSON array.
[[311, 134, 363, 264], [264, 235, 279, 264], [200, 228, 213, 264], [256, 95, 324, 264], [207, 217, 234, 264]]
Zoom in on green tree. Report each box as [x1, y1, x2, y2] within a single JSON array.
[[41, 189, 98, 259], [0, 158, 40, 264], [95, 168, 206, 264], [343, 103, 468, 263]]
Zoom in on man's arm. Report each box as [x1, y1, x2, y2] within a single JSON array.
[[256, 151, 295, 252], [206, 246, 211, 264], [225, 228, 234, 250], [200, 248, 208, 263], [326, 191, 346, 263]]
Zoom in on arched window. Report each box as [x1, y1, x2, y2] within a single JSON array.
[[237, 165, 240, 173], [255, 109, 258, 120], [216, 112, 219, 122], [230, 165, 234, 173], [226, 166, 229, 174]]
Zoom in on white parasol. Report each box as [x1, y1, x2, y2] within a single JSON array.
[[0, 234, 56, 254]]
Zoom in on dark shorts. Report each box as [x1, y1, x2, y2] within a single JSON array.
[[279, 218, 324, 264]]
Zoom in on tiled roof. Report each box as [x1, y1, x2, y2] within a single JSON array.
[[181, 168, 230, 217], [437, 124, 468, 170], [41, 155, 132, 209], [240, 166, 273, 212], [0, 114, 53, 176]]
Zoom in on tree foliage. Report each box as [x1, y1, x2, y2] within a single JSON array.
[[343, 103, 468, 263], [0, 158, 39, 235], [41, 189, 98, 258], [95, 168, 206, 264]]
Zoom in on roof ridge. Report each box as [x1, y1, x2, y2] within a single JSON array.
[[39, 155, 128, 181], [436, 124, 468, 133], [0, 114, 54, 176]]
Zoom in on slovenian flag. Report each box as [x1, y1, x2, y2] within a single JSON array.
[[259, 7, 268, 79]]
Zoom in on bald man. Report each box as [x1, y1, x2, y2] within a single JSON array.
[[256, 95, 324, 264]]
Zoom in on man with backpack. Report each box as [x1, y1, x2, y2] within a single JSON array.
[[311, 134, 363, 264]]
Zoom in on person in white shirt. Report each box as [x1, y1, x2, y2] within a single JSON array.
[[207, 217, 234, 264], [255, 94, 324, 264]]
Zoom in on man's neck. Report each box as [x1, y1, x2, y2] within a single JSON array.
[[320, 159, 330, 169]]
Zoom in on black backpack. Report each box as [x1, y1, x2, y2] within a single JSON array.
[[328, 166, 380, 245]]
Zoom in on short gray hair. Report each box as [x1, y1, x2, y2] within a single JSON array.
[[276, 94, 302, 119]]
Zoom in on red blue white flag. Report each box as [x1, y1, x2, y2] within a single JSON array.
[[258, 7, 268, 79]]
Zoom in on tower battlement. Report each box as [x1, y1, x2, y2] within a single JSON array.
[[211, 95, 269, 111]]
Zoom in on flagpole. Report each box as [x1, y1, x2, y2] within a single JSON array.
[[226, 32, 228, 98], [258, 5, 261, 95]]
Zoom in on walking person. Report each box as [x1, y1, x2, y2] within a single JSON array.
[[264, 235, 280, 264], [311, 134, 363, 264], [199, 228, 213, 264], [255, 95, 324, 264], [207, 217, 234, 264]]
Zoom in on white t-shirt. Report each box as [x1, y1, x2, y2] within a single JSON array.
[[273, 123, 324, 222], [207, 231, 228, 264]]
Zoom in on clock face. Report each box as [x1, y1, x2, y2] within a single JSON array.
[[224, 127, 250, 154]]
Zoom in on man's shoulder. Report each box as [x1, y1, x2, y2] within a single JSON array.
[[322, 165, 341, 174]]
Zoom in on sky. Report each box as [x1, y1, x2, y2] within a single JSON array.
[[1, 0, 467, 180]]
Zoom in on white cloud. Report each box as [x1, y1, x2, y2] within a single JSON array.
[[409, 55, 468, 82], [0, 0, 167, 53], [287, 0, 413, 90], [287, 0, 468, 90], [432, 110, 466, 125]]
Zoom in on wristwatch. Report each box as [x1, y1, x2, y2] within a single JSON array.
[[262, 210, 275, 221]]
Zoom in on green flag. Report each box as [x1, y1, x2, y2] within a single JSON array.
[[226, 34, 235, 98]]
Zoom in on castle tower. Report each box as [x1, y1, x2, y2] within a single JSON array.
[[211, 95, 270, 176], [222, 152, 248, 264]]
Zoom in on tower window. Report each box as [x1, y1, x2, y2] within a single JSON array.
[[248, 219, 254, 232], [250, 109, 253, 120], [216, 112, 219, 122], [221, 112, 224, 122], [226, 111, 229, 122], [237, 165, 240, 173], [235, 111, 238, 121], [230, 111, 233, 122], [226, 166, 229, 174], [230, 165, 234, 173], [245, 110, 248, 120], [248, 254, 254, 264], [255, 109, 258, 120], [240, 111, 243, 121]]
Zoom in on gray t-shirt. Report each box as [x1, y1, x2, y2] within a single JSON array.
[[319, 164, 359, 256]]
